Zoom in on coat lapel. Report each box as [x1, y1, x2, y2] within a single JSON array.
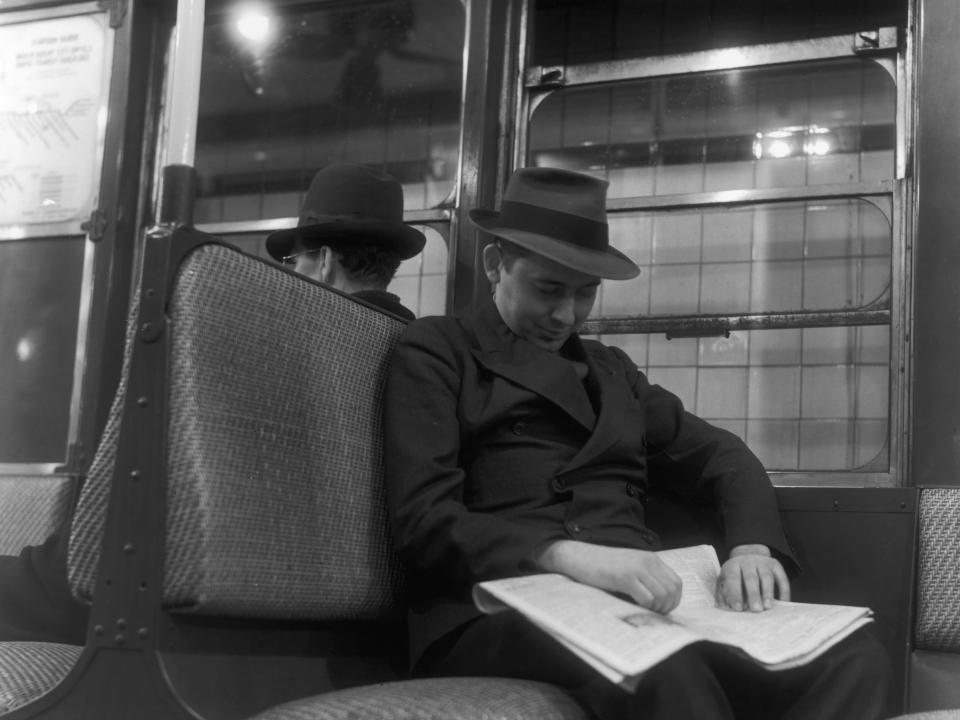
[[470, 300, 597, 431], [561, 344, 632, 474]]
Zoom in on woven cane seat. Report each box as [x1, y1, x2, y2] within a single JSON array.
[[70, 243, 406, 620], [0, 642, 82, 713], [0, 478, 74, 556], [246, 677, 589, 720], [915, 489, 960, 652]]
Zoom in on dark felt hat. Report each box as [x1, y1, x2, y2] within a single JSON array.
[[266, 164, 426, 261], [469, 167, 640, 280]]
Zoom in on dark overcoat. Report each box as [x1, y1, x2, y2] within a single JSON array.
[[384, 298, 795, 667]]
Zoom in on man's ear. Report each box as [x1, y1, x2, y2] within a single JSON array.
[[482, 243, 502, 284], [316, 245, 336, 284]]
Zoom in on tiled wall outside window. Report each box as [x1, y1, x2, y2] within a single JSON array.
[[530, 57, 895, 472]]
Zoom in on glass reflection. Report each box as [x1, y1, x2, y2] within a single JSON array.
[[529, 59, 896, 198], [195, 0, 465, 223], [0, 238, 83, 464]]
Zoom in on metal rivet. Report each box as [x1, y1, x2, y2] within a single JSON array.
[[137, 396, 149, 407], [114, 633, 126, 645], [116, 618, 127, 629], [130, 469, 140, 480], [123, 543, 134, 554], [93, 624, 104, 636], [138, 628, 149, 639]]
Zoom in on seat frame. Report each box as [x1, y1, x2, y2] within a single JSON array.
[[5, 226, 220, 720], [3, 227, 412, 719]]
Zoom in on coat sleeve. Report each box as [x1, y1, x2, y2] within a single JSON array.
[[383, 319, 564, 590], [610, 347, 798, 569]]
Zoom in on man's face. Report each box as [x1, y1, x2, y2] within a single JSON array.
[[292, 250, 323, 282], [486, 246, 600, 352]]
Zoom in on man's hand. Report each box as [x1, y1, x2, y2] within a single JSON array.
[[716, 544, 791, 612], [533, 540, 682, 614]]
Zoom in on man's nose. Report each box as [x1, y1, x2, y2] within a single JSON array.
[[550, 296, 576, 326]]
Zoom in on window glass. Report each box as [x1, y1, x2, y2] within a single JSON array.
[[529, 59, 895, 198], [0, 238, 84, 464], [593, 326, 890, 472], [194, 0, 465, 223], [596, 198, 891, 317], [390, 224, 449, 317]]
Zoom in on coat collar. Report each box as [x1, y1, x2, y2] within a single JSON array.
[[469, 298, 596, 430], [467, 298, 632, 472]]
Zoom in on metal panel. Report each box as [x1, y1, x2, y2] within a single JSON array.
[[910, 0, 960, 488], [776, 486, 917, 716], [525, 29, 899, 89]]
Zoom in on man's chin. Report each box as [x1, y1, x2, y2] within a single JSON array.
[[533, 334, 569, 352]]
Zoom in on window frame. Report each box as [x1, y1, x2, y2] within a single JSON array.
[[0, 2, 120, 474], [512, 18, 912, 487]]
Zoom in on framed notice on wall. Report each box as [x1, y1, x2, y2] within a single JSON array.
[[0, 6, 114, 240]]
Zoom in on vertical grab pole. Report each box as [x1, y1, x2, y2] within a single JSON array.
[[157, 0, 205, 225]]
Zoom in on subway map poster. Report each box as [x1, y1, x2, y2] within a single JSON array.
[[0, 12, 113, 236]]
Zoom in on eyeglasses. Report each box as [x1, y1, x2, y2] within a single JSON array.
[[280, 249, 323, 267]]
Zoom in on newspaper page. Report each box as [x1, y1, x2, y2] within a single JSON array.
[[473, 545, 873, 681]]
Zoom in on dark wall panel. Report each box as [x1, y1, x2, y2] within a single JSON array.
[[776, 487, 916, 717], [912, 0, 960, 487]]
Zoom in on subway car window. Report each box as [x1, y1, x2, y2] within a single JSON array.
[[0, 7, 115, 471], [193, 0, 464, 317], [0, 238, 85, 465], [526, 0, 906, 482]]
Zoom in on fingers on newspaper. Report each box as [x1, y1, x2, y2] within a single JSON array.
[[472, 544, 872, 692]]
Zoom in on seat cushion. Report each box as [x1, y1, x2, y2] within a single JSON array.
[[0, 642, 82, 713], [245, 677, 589, 720]]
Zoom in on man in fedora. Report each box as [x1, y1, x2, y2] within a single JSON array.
[[382, 167, 889, 719], [266, 163, 425, 321]]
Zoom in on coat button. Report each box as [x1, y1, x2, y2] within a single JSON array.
[[565, 520, 581, 535], [512, 421, 526, 435], [626, 483, 638, 497]]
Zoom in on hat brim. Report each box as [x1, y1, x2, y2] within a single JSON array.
[[470, 209, 640, 280], [266, 220, 426, 261]]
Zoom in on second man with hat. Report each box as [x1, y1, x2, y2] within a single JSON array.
[[266, 163, 425, 321]]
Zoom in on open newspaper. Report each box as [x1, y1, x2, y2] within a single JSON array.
[[473, 544, 872, 691]]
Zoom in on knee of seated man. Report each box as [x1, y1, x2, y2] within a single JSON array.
[[827, 628, 891, 685]]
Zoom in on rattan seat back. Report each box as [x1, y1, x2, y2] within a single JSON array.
[[68, 242, 406, 620]]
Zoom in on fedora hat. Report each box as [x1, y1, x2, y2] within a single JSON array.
[[469, 167, 639, 280], [266, 164, 426, 261]]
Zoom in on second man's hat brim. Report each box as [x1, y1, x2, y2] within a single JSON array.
[[266, 219, 426, 261]]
